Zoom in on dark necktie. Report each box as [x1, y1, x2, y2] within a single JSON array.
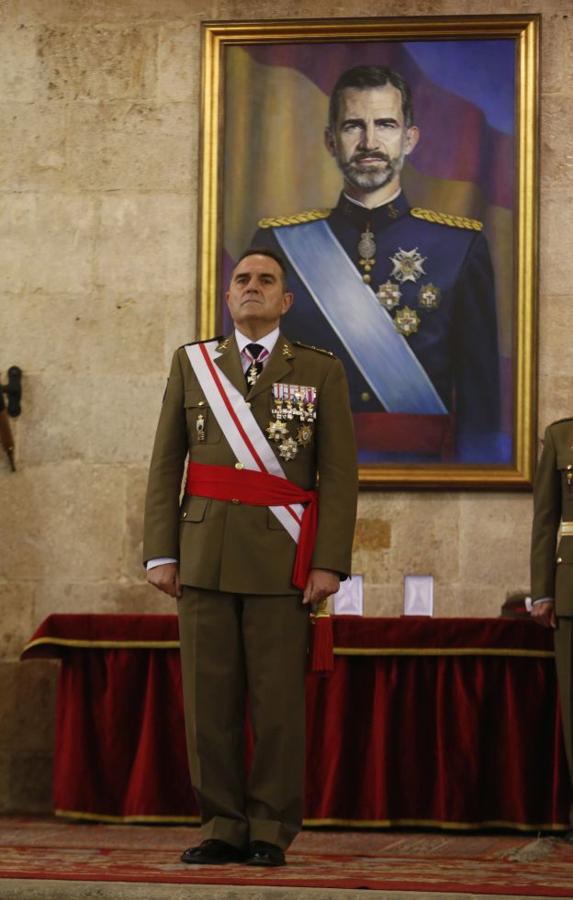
[[244, 343, 265, 387]]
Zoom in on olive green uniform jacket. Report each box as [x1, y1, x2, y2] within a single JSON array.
[[143, 334, 358, 594], [531, 419, 573, 615]]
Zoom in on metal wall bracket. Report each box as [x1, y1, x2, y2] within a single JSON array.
[[0, 366, 22, 471]]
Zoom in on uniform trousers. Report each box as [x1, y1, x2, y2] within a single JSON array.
[[177, 586, 310, 850], [555, 616, 573, 824]]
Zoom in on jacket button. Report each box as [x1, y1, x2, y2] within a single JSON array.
[[235, 462, 244, 470], [361, 391, 370, 402], [557, 557, 563, 564], [198, 400, 205, 407], [182, 511, 187, 518], [232, 498, 240, 504]]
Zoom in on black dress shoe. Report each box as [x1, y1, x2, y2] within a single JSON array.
[[181, 839, 246, 865], [246, 840, 286, 867]]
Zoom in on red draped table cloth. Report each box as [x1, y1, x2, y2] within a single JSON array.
[[21, 614, 569, 831]]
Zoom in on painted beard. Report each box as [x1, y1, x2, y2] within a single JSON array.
[[338, 151, 404, 193]]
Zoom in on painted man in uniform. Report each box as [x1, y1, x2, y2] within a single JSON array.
[[252, 65, 502, 463], [143, 250, 358, 866], [530, 418, 573, 838]]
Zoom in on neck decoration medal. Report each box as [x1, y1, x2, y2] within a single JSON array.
[[247, 361, 260, 387], [358, 225, 376, 284]]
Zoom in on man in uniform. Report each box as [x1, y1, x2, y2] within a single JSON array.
[[143, 249, 358, 866], [252, 64, 502, 464], [530, 418, 573, 837]]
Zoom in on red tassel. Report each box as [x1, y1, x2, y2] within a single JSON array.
[[310, 613, 334, 676]]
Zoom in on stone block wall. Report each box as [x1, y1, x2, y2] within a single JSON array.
[[1, 0, 572, 812]]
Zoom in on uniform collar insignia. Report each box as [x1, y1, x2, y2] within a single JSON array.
[[216, 336, 232, 352]]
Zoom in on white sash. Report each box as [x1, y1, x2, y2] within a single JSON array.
[[185, 341, 303, 543], [274, 219, 447, 415]]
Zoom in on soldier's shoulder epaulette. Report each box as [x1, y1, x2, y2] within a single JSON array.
[[292, 340, 335, 358], [180, 336, 224, 349], [410, 207, 483, 232], [257, 209, 331, 229]]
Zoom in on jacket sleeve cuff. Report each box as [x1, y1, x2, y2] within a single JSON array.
[[146, 557, 178, 570]]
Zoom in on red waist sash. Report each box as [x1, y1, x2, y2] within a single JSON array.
[[186, 462, 318, 591]]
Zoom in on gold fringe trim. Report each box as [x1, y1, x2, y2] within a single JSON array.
[[22, 636, 180, 653], [55, 808, 567, 832], [334, 647, 554, 658], [55, 809, 199, 824], [258, 208, 330, 228], [303, 816, 568, 832], [23, 636, 553, 658], [410, 207, 483, 231]]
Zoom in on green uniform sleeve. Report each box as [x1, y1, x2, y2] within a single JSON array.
[[143, 349, 188, 564], [530, 426, 561, 601], [312, 358, 358, 578]]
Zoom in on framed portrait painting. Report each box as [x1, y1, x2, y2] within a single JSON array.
[[198, 15, 539, 488]]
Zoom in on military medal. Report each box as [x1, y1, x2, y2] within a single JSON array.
[[394, 306, 420, 336], [268, 384, 317, 456], [266, 420, 288, 442], [278, 437, 298, 461], [304, 402, 316, 423], [376, 280, 401, 311], [358, 226, 376, 284], [196, 414, 206, 442], [296, 424, 313, 447], [390, 247, 426, 284], [418, 282, 441, 309]]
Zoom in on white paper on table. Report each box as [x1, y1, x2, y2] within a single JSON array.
[[403, 575, 434, 616], [333, 575, 364, 615]]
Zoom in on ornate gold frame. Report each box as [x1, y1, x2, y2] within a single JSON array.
[[198, 15, 540, 489]]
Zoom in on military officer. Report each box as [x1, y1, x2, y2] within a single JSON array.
[[531, 418, 573, 837], [252, 64, 502, 464], [143, 249, 358, 866]]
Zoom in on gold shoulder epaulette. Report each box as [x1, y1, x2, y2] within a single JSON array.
[[292, 340, 335, 358], [258, 209, 331, 229], [410, 207, 483, 232]]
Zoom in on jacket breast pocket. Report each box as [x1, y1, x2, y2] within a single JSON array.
[[184, 389, 221, 444]]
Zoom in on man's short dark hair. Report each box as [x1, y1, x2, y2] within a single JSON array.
[[328, 65, 414, 130], [236, 247, 289, 290]]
